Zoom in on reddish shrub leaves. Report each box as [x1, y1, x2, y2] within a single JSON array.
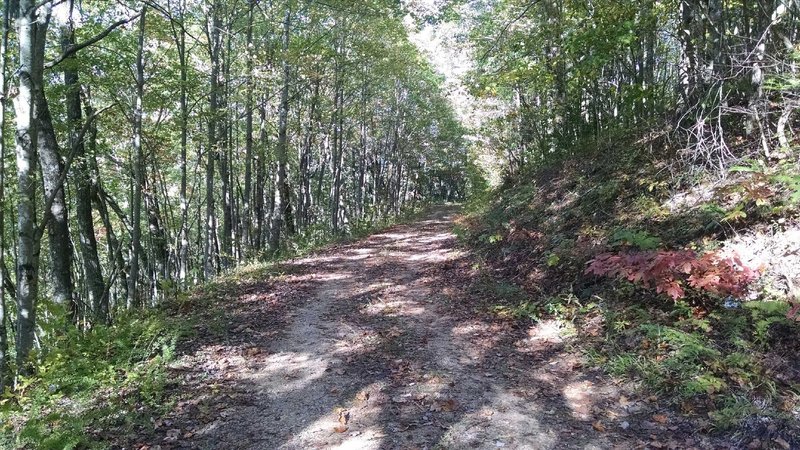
[[586, 250, 759, 300]]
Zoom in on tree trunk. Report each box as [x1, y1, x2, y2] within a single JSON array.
[[300, 78, 320, 228], [269, 7, 292, 254], [145, 171, 168, 302], [127, 7, 146, 308], [331, 80, 344, 232], [169, 0, 190, 287], [0, 0, 10, 390], [14, 0, 42, 374], [218, 9, 233, 267], [32, 3, 74, 318], [254, 98, 267, 252], [62, 13, 106, 324], [204, 1, 222, 277], [243, 0, 254, 250]]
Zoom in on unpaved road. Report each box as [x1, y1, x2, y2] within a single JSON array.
[[147, 207, 721, 450]]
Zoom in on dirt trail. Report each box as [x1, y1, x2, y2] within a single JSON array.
[[150, 207, 720, 450]]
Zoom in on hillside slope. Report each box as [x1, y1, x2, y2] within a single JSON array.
[[461, 135, 800, 445]]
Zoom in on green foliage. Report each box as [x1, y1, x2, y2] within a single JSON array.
[[545, 253, 561, 267], [609, 228, 661, 250], [744, 301, 791, 348], [492, 300, 540, 321], [1, 310, 185, 449]]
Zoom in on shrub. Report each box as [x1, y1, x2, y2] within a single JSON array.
[[585, 250, 759, 301]]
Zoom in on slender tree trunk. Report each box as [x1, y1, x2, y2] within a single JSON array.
[[84, 88, 127, 307], [127, 7, 146, 308], [62, 11, 106, 323], [300, 78, 319, 228], [0, 0, 10, 390], [269, 7, 292, 254], [14, 0, 42, 375], [254, 98, 267, 252], [171, 0, 190, 287], [243, 0, 254, 249], [218, 10, 233, 267], [331, 78, 343, 232], [316, 132, 330, 218], [205, 2, 222, 277], [357, 76, 368, 222], [145, 172, 168, 301]]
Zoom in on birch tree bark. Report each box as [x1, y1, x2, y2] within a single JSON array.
[[14, 0, 42, 374], [0, 0, 10, 390]]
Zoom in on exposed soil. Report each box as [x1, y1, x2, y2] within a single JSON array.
[[136, 207, 730, 450]]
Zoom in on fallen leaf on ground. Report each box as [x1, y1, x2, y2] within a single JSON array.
[[652, 414, 668, 424], [333, 425, 349, 433], [431, 398, 458, 412], [592, 421, 605, 432], [440, 399, 458, 412], [243, 347, 262, 357], [774, 437, 791, 449]]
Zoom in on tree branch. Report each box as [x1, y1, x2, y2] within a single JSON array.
[[479, 0, 542, 63], [45, 12, 141, 69]]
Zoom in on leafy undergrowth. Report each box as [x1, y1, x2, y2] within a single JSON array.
[[460, 134, 800, 443], [0, 310, 186, 449]]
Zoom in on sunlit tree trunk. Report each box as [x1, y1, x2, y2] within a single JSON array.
[[167, 0, 190, 287], [33, 4, 74, 319], [243, 0, 254, 250], [255, 97, 268, 252], [330, 68, 344, 232], [218, 7, 233, 267], [299, 78, 320, 229], [0, 0, 10, 390], [14, 0, 42, 375]]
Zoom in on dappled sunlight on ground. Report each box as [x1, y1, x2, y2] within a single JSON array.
[[563, 380, 598, 420], [246, 352, 329, 395], [145, 207, 720, 449]]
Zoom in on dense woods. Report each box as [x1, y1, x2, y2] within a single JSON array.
[[0, 0, 468, 388], [468, 0, 799, 176]]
